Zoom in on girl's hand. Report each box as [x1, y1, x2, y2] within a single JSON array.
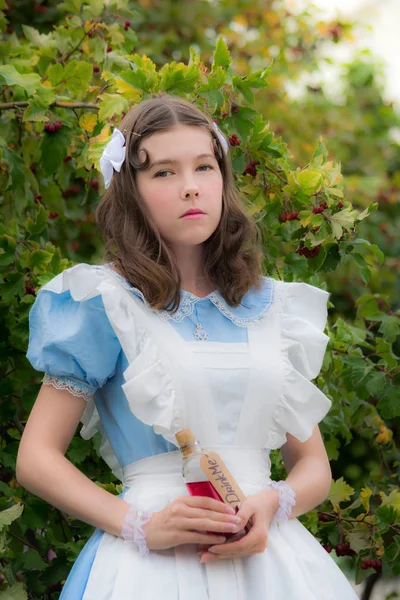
[[200, 489, 280, 563], [141, 496, 244, 551]]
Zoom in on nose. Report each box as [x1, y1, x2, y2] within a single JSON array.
[[183, 188, 199, 200], [181, 174, 200, 200]]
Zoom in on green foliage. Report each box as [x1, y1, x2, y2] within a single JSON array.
[[0, 0, 399, 597]]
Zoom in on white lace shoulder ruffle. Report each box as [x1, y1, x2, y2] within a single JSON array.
[[265, 280, 331, 449]]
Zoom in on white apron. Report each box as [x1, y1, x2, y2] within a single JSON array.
[[50, 267, 358, 599]]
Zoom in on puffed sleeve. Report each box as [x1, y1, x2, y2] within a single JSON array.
[[26, 284, 121, 401], [271, 281, 332, 446]]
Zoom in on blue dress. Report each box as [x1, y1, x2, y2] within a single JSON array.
[[26, 263, 358, 599]]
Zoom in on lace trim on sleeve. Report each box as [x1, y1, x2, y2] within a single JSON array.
[[42, 374, 95, 401]]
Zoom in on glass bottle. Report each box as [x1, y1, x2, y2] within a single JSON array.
[[176, 428, 249, 541]]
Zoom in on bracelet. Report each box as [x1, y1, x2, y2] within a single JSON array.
[[121, 505, 154, 557], [265, 480, 296, 527]]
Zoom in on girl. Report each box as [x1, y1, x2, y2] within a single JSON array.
[[17, 95, 359, 599]]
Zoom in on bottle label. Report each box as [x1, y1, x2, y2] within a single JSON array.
[[199, 451, 245, 509]]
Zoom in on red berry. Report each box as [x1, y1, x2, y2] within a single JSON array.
[[361, 560, 370, 570], [322, 544, 332, 553], [6, 26, 13, 34], [336, 544, 343, 556], [243, 160, 260, 177], [34, 194, 42, 202], [90, 180, 99, 189], [25, 285, 36, 296], [231, 103, 239, 113], [313, 206, 324, 214], [63, 156, 72, 163], [124, 20, 131, 27], [319, 201, 328, 209], [93, 65, 100, 73], [297, 245, 321, 259], [289, 211, 299, 220], [34, 4, 48, 14], [280, 213, 288, 223], [374, 560, 382, 572], [318, 513, 329, 522], [107, 45, 112, 52], [63, 185, 80, 197], [71, 241, 79, 252], [228, 134, 241, 147], [54, 121, 62, 130], [338, 201, 344, 209], [88, 32, 94, 38], [49, 212, 59, 219], [221, 112, 229, 119]]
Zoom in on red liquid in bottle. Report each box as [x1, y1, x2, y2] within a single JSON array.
[[187, 481, 225, 502], [186, 481, 249, 540]]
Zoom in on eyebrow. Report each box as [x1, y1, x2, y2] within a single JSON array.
[[148, 153, 217, 169]]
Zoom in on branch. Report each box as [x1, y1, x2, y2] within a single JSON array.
[[264, 164, 287, 183], [0, 101, 99, 111]]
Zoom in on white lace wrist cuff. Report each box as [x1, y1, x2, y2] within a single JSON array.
[[265, 480, 296, 527], [121, 505, 154, 557]]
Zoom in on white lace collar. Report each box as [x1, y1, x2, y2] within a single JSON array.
[[96, 263, 275, 327]]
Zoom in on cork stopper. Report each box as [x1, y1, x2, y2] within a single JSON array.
[[175, 429, 197, 457]]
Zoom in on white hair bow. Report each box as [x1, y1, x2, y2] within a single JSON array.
[[99, 122, 228, 189], [99, 128, 126, 189], [212, 121, 229, 154]]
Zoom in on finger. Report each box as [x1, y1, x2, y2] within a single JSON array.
[[200, 551, 222, 563], [183, 496, 236, 515], [180, 532, 227, 546], [187, 508, 244, 526], [180, 504, 242, 523], [235, 502, 255, 528], [186, 517, 243, 535], [208, 524, 266, 556]]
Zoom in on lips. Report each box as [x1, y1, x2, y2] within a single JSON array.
[[181, 208, 205, 217]]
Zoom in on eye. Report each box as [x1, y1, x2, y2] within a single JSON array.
[[154, 165, 214, 178]]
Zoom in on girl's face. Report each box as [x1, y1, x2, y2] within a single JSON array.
[[135, 124, 223, 249]]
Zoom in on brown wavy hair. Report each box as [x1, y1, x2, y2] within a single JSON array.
[[96, 94, 262, 312]]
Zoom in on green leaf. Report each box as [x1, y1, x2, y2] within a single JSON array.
[[296, 169, 323, 194], [1, 273, 25, 302], [375, 504, 398, 529], [378, 386, 400, 419], [366, 371, 387, 398], [40, 128, 72, 175], [63, 60, 93, 95], [26, 206, 49, 236], [67, 437, 90, 464], [31, 250, 54, 272], [0, 503, 24, 531], [0, 583, 28, 600], [118, 69, 153, 92], [58, 0, 83, 14], [347, 524, 371, 553], [98, 93, 129, 121], [379, 315, 400, 344], [0, 65, 41, 97], [212, 36, 232, 70], [22, 25, 55, 47], [380, 489, 400, 512], [311, 139, 328, 164], [158, 62, 200, 94], [327, 477, 355, 506], [47, 63, 64, 87], [16, 548, 47, 571]]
